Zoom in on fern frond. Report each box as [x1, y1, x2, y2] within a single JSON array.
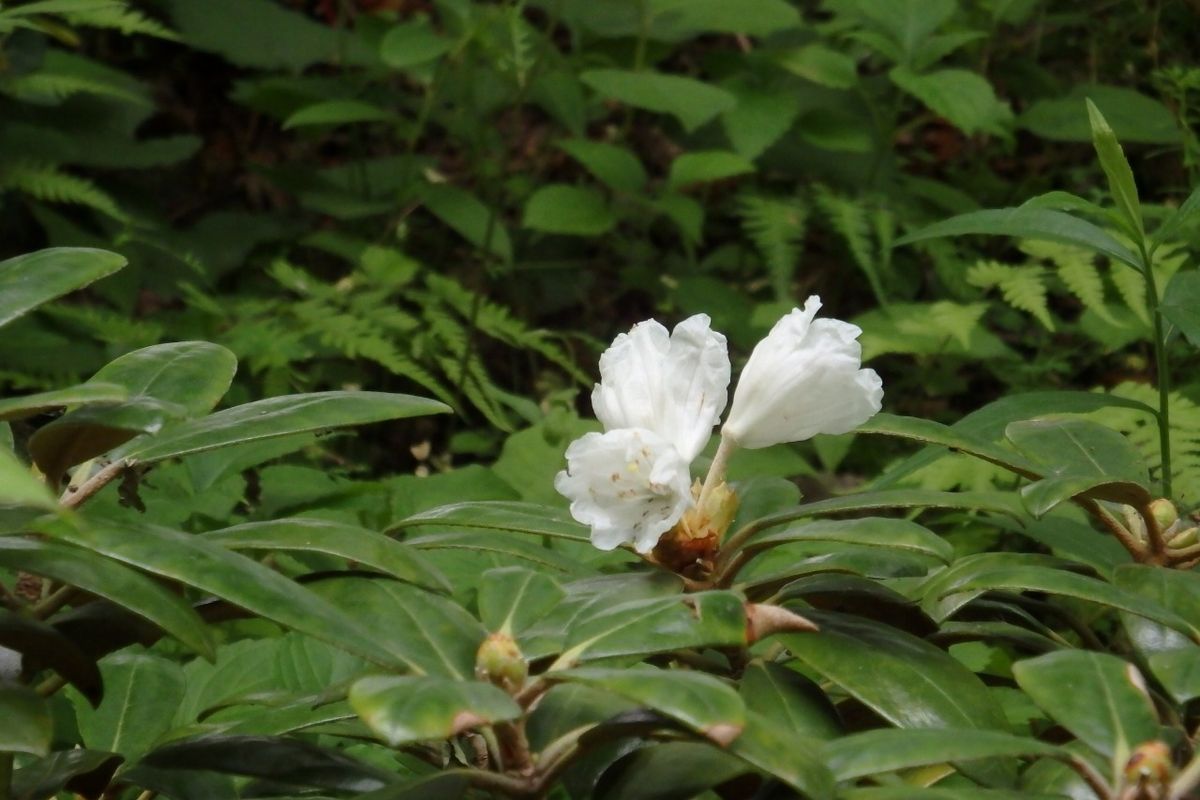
[[967, 260, 1055, 331], [1020, 239, 1114, 323], [738, 193, 807, 300], [0, 162, 125, 219], [64, 4, 177, 39], [39, 304, 162, 348], [813, 185, 887, 303]]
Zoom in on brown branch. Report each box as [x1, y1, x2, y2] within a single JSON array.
[[59, 459, 133, 510], [1080, 499, 1148, 560]]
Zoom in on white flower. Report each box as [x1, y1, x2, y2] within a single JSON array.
[[722, 296, 883, 449], [553, 428, 693, 553], [591, 314, 730, 462]]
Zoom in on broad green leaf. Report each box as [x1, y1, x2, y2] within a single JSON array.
[[895, 207, 1142, 271], [1020, 475, 1150, 517], [379, 18, 451, 69], [555, 667, 745, 745], [310, 577, 484, 677], [890, 67, 1012, 136], [823, 728, 1064, 781], [647, 0, 800, 38], [30, 397, 185, 483], [561, 591, 746, 664], [391, 501, 589, 542], [1086, 99, 1143, 239], [422, 185, 513, 262], [124, 391, 449, 464], [844, 786, 1062, 800], [350, 675, 520, 745], [0, 684, 52, 755], [922, 556, 1196, 637], [667, 150, 754, 188], [776, 44, 857, 89], [0, 446, 57, 521], [1148, 648, 1200, 704], [73, 652, 184, 762], [357, 773, 470, 800], [0, 610, 102, 705], [721, 82, 802, 159], [1112, 564, 1200, 665], [523, 184, 615, 236], [0, 382, 127, 422], [143, 734, 392, 792], [1161, 270, 1200, 347], [201, 518, 450, 592], [1006, 417, 1147, 484], [10, 749, 124, 800], [580, 69, 736, 133], [478, 566, 565, 635], [557, 139, 646, 193], [736, 517, 954, 571], [1013, 651, 1158, 763], [406, 530, 591, 574], [0, 536, 213, 658], [89, 342, 235, 419], [782, 613, 1009, 732], [0, 248, 126, 330], [859, 413, 1039, 478], [1019, 85, 1181, 144], [284, 100, 396, 130], [595, 742, 749, 800], [46, 522, 399, 667], [740, 662, 842, 740], [737, 490, 1023, 540], [727, 711, 834, 799]]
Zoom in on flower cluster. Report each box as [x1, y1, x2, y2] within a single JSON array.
[[555, 296, 884, 554]]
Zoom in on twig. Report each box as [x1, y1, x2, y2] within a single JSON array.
[[59, 459, 132, 510], [1169, 750, 1200, 800], [1081, 499, 1149, 560], [1063, 753, 1113, 800]]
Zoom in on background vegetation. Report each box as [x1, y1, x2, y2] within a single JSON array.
[[2, 1, 1200, 798]]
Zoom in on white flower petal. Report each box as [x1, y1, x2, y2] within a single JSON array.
[[592, 314, 730, 461], [722, 296, 884, 449], [554, 428, 693, 553]]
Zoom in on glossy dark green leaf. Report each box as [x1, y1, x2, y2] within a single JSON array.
[[1161, 269, 1200, 347], [727, 711, 834, 799], [201, 518, 450, 592], [858, 413, 1040, 478], [0, 536, 213, 658], [478, 566, 565, 635], [349, 675, 521, 745], [736, 517, 954, 572], [0, 609, 102, 705], [1152, 184, 1200, 246], [596, 742, 749, 800], [390, 501, 589, 542], [739, 662, 842, 740], [11, 749, 123, 800], [740, 490, 1023, 540], [0, 248, 126, 329], [73, 652, 185, 762], [555, 667, 746, 745], [843, 788, 1062, 800], [1006, 417, 1148, 484], [29, 397, 185, 483], [0, 684, 51, 755], [1147, 648, 1200, 703], [561, 591, 747, 664], [124, 391, 450, 463], [1013, 650, 1158, 761], [406, 530, 588, 574], [782, 612, 1009, 732], [1086, 98, 1143, 239], [895, 207, 1141, 270], [923, 557, 1196, 637], [0, 382, 128, 422], [358, 772, 470, 800], [823, 728, 1064, 781], [1020, 475, 1151, 517], [45, 521, 397, 667], [309, 576, 484, 677], [143, 734, 393, 793], [87, 341, 238, 418]]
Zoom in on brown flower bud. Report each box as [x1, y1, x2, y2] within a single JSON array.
[[1123, 740, 1172, 795]]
